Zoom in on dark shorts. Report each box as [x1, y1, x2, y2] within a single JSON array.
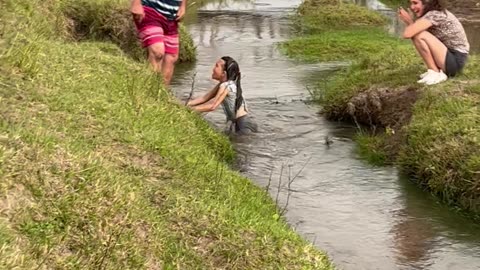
[[134, 6, 179, 55], [235, 115, 258, 135], [445, 48, 468, 77]]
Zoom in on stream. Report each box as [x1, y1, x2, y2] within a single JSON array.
[[171, 1, 480, 269]]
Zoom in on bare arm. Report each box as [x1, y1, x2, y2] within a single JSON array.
[[190, 85, 228, 113], [177, 0, 187, 21], [130, 0, 144, 23], [398, 7, 414, 26], [398, 7, 432, 39], [402, 18, 432, 39], [187, 84, 220, 107]]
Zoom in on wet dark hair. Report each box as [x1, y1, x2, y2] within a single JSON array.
[[420, 0, 445, 16], [221, 56, 244, 113]]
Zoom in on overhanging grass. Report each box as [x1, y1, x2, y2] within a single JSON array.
[[354, 132, 389, 166], [61, 0, 196, 62], [396, 57, 480, 213], [0, 0, 333, 268], [3, 0, 195, 62], [399, 87, 480, 213]]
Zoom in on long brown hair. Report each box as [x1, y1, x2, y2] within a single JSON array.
[[221, 56, 244, 113], [420, 0, 445, 16]]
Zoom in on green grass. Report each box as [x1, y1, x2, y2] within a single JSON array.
[[293, 0, 388, 34], [397, 59, 480, 213], [0, 0, 334, 268], [62, 0, 196, 62], [281, 0, 480, 216], [379, 0, 408, 9], [280, 27, 408, 62], [2, 0, 196, 62], [355, 132, 389, 166]]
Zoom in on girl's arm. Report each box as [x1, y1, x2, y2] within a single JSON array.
[[190, 85, 229, 113], [398, 7, 432, 38], [187, 84, 219, 106], [130, 0, 145, 23], [398, 7, 414, 25], [402, 18, 432, 39], [177, 0, 187, 21]]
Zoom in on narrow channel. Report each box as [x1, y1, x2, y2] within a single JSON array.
[[172, 1, 480, 269]]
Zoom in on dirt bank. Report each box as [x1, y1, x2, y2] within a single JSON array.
[[346, 86, 418, 130]]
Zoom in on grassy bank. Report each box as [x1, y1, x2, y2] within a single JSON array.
[[281, 0, 480, 215], [0, 0, 333, 268]]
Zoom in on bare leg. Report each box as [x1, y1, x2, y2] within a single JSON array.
[[147, 43, 165, 74], [412, 31, 448, 72], [162, 53, 179, 86]]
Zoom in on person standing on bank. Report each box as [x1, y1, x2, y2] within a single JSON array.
[[398, 0, 470, 85], [130, 0, 187, 86], [187, 56, 258, 135]]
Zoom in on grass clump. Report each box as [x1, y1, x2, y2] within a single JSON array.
[[0, 0, 333, 268], [280, 0, 399, 67], [317, 45, 421, 117], [294, 0, 387, 34], [355, 133, 389, 166], [280, 28, 408, 62]]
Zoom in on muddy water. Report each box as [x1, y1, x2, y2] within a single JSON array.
[[172, 1, 480, 269]]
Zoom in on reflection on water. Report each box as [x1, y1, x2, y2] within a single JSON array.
[[391, 176, 480, 269], [172, 1, 480, 269], [391, 179, 442, 270], [391, 211, 435, 269]]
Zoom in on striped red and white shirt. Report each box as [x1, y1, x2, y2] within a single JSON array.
[[142, 0, 183, 21]]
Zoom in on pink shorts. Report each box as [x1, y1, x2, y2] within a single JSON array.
[[134, 6, 179, 55]]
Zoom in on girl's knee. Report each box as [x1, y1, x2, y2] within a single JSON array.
[[164, 54, 179, 64], [416, 31, 437, 43], [413, 31, 427, 41], [148, 45, 165, 60]]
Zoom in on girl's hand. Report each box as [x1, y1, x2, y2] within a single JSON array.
[[398, 7, 413, 25], [176, 5, 186, 21], [131, 2, 145, 23]]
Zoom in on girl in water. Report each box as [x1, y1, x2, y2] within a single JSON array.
[[187, 56, 258, 135], [398, 0, 470, 85]]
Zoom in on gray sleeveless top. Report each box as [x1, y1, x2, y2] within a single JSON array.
[[219, 81, 246, 122]]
